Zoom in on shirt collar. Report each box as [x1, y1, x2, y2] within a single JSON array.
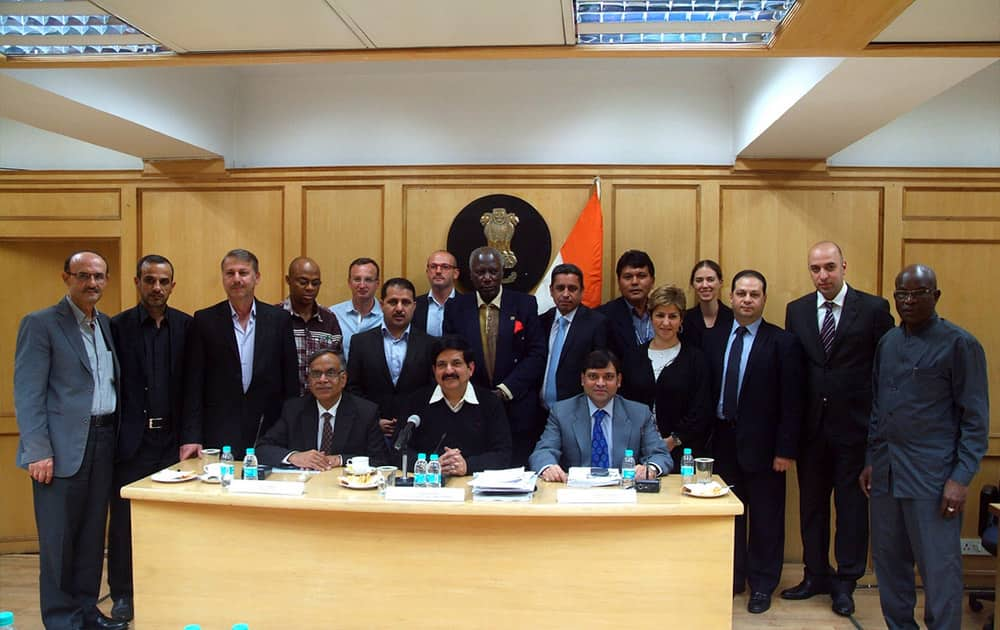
[[430, 288, 456, 307], [381, 323, 411, 340], [730, 317, 763, 336], [476, 287, 503, 309], [903, 313, 940, 337], [316, 395, 342, 417], [347, 299, 379, 317], [137, 302, 168, 326], [815, 282, 848, 310], [429, 383, 479, 406], [66, 296, 98, 326], [282, 297, 325, 322], [556, 306, 579, 324], [228, 300, 256, 320], [586, 396, 615, 419]]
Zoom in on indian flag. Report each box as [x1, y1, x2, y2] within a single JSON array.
[[535, 184, 604, 313]]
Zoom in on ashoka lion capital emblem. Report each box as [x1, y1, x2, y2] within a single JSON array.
[[480, 208, 519, 283]]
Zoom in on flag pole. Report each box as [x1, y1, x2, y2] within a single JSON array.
[[593, 176, 601, 201]]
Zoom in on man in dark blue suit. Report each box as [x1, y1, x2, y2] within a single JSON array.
[[181, 249, 299, 459], [443, 246, 545, 466], [413, 250, 458, 337], [107, 254, 192, 623], [539, 263, 609, 408], [597, 250, 656, 368], [704, 269, 804, 614]]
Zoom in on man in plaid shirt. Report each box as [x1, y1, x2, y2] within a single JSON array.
[[278, 257, 344, 394]]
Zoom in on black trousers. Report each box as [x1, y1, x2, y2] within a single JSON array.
[[33, 422, 115, 630], [713, 421, 786, 595], [795, 433, 869, 588], [107, 429, 176, 600]]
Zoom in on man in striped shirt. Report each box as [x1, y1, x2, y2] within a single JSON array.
[[279, 256, 343, 394]]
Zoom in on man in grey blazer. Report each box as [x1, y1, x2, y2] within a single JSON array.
[[529, 349, 671, 481], [14, 251, 127, 630]]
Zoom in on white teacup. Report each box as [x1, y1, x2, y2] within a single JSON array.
[[203, 462, 225, 478], [345, 456, 370, 474]]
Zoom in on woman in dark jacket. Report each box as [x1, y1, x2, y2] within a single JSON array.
[[682, 259, 733, 350]]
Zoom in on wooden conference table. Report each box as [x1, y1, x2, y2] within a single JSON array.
[[123, 462, 743, 629]]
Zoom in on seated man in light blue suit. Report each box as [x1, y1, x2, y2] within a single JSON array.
[[529, 349, 671, 482]]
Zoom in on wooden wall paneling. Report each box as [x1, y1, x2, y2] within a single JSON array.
[[903, 188, 1000, 220], [0, 238, 121, 553], [699, 182, 721, 269], [383, 182, 404, 281], [118, 184, 138, 304], [719, 187, 884, 324], [611, 185, 700, 302], [137, 188, 286, 315], [303, 186, 385, 306], [882, 183, 905, 297], [284, 183, 304, 279], [0, 189, 120, 220], [400, 184, 593, 296]]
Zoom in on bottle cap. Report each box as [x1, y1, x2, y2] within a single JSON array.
[[0, 611, 14, 626], [222, 445, 232, 453], [624, 449, 634, 457], [417, 453, 427, 460], [183, 625, 201, 630], [683, 448, 692, 454], [232, 624, 249, 630], [430, 453, 439, 460], [245, 447, 255, 455]]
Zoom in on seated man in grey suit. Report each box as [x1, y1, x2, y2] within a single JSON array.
[[257, 349, 385, 470], [529, 349, 671, 482]]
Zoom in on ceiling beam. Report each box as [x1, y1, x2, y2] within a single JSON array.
[[0, 1, 107, 16], [770, 0, 917, 53]]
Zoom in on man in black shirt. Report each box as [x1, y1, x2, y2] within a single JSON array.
[[109, 254, 192, 622]]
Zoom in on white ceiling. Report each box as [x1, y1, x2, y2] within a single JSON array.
[[873, 0, 1000, 43]]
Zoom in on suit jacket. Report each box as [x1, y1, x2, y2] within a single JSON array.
[[346, 326, 435, 420], [528, 394, 672, 474], [704, 319, 805, 473], [597, 296, 646, 365], [539, 305, 610, 402], [256, 392, 385, 468], [413, 292, 455, 335], [181, 299, 298, 458], [682, 303, 734, 351], [620, 341, 713, 448], [111, 304, 192, 462], [443, 290, 546, 434], [14, 297, 121, 477], [784, 286, 893, 444]]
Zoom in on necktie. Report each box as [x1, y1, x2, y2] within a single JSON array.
[[722, 327, 747, 421], [543, 316, 569, 407], [591, 409, 609, 468], [820, 301, 836, 357], [480, 304, 498, 383], [320, 412, 334, 454]]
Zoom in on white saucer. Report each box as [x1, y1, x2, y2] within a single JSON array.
[[151, 469, 198, 483], [344, 467, 374, 476]]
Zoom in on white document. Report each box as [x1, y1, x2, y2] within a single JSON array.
[[227, 479, 305, 496], [468, 468, 537, 494], [384, 486, 465, 502], [566, 466, 622, 488], [557, 488, 637, 504]]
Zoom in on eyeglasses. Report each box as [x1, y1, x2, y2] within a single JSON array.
[[308, 368, 343, 380], [427, 263, 456, 271], [71, 272, 107, 283], [893, 288, 934, 301]]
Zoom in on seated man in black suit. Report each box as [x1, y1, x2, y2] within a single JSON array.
[[347, 277, 434, 446], [540, 263, 609, 409], [399, 335, 512, 476], [257, 349, 385, 470]]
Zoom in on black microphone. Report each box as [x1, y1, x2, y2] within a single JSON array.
[[393, 415, 421, 452], [252, 413, 265, 450]]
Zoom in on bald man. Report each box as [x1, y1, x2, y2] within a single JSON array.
[[279, 256, 344, 393], [414, 250, 459, 337]]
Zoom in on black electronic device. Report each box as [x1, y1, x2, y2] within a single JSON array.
[[635, 478, 660, 493], [590, 467, 609, 477]]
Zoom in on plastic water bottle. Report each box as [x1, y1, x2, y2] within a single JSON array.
[[680, 448, 695, 485], [0, 611, 16, 629], [414, 453, 428, 487], [242, 447, 259, 480], [621, 449, 636, 489], [426, 453, 442, 488], [220, 445, 235, 488]]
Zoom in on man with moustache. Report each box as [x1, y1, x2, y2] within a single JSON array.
[[330, 257, 383, 361], [598, 250, 656, 365], [278, 256, 343, 394], [257, 349, 384, 470], [181, 249, 298, 459], [443, 247, 546, 466], [107, 255, 192, 623], [782, 242, 894, 616], [14, 250, 126, 630], [414, 250, 459, 337], [347, 278, 435, 448], [539, 263, 609, 408], [861, 264, 988, 629], [703, 269, 804, 614]]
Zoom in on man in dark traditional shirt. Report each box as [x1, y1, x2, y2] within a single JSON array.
[[861, 263, 988, 630], [278, 256, 343, 394], [399, 335, 512, 475]]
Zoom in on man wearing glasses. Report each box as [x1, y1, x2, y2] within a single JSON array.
[[414, 250, 459, 337], [14, 251, 127, 629], [278, 256, 343, 394], [257, 349, 384, 470], [330, 257, 383, 362], [862, 264, 988, 630]]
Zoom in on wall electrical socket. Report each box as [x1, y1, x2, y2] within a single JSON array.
[[961, 538, 990, 556]]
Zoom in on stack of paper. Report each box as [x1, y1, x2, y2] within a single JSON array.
[[228, 479, 305, 496], [468, 467, 538, 502], [566, 466, 622, 488]]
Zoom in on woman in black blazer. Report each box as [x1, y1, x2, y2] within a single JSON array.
[[622, 285, 713, 471], [682, 259, 734, 350]]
